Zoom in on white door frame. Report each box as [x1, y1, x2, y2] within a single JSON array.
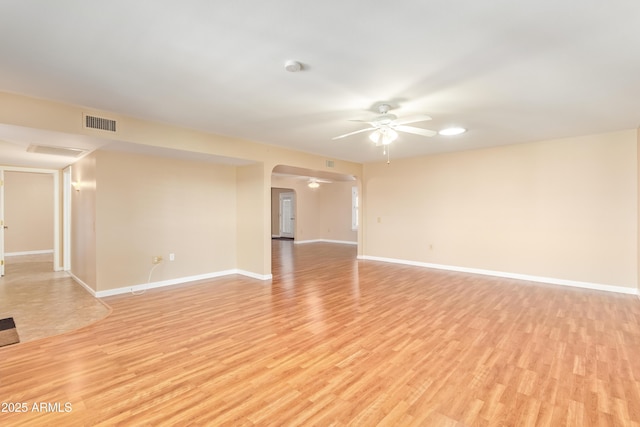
[[0, 166, 62, 272], [0, 170, 4, 276], [279, 191, 295, 239], [63, 166, 72, 271]]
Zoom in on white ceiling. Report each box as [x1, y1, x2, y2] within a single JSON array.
[[1, 0, 639, 169]]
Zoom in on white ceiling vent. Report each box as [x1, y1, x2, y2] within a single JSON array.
[[26, 144, 87, 157], [84, 114, 117, 132]]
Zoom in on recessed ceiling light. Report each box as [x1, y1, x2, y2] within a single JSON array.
[[439, 127, 466, 136]]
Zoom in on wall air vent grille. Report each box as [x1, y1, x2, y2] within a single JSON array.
[[84, 114, 117, 132]]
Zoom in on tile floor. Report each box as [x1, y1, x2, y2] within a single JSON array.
[[0, 253, 110, 342]]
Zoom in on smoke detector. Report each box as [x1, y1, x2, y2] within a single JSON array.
[[284, 60, 302, 72]]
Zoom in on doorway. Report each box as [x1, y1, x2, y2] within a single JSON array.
[[279, 192, 295, 239], [0, 167, 60, 276], [271, 188, 296, 240]]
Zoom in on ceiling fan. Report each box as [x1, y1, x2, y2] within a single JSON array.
[[284, 174, 332, 188], [272, 171, 334, 188], [332, 104, 437, 145], [306, 177, 330, 188]]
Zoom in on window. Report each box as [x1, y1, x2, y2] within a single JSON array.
[[352, 186, 359, 230]]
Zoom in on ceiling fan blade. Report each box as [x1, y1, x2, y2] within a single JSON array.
[[395, 125, 437, 137], [332, 127, 376, 140], [392, 115, 432, 126]]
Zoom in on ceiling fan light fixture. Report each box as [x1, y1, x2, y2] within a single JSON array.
[[383, 128, 398, 145], [439, 127, 466, 136], [369, 128, 398, 145], [369, 131, 381, 144]]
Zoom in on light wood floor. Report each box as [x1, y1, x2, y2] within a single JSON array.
[[1, 241, 639, 426]]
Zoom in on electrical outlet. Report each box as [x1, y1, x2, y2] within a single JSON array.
[[169, 253, 175, 261], [152, 255, 163, 264]]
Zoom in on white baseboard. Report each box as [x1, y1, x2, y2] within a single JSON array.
[[70, 273, 97, 297], [5, 249, 54, 257], [358, 255, 639, 296], [237, 270, 273, 281], [295, 239, 357, 246], [71, 269, 273, 298]]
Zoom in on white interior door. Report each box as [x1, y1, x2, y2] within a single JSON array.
[[0, 169, 5, 276], [279, 192, 295, 239]]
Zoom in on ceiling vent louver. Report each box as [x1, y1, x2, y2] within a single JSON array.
[[84, 114, 117, 132]]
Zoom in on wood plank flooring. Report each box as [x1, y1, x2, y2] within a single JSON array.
[[1, 240, 640, 425]]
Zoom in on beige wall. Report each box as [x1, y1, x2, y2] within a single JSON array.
[[363, 130, 638, 289], [237, 163, 267, 275], [72, 150, 238, 291], [71, 152, 98, 290], [319, 181, 357, 243], [3, 171, 54, 253]]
